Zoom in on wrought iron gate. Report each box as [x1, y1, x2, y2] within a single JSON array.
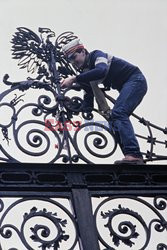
[[0, 27, 167, 249], [0, 163, 167, 250]]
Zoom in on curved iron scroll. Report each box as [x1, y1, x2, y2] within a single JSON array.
[[0, 197, 78, 249], [0, 27, 166, 164], [94, 196, 167, 249]]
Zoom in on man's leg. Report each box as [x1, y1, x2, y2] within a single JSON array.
[[109, 73, 147, 163]]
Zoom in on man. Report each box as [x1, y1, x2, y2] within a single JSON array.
[[61, 39, 147, 165]]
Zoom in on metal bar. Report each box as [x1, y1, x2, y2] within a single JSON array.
[[72, 188, 100, 250]]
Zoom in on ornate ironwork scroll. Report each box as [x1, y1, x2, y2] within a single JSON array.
[[94, 196, 167, 249], [0, 164, 167, 249], [0, 27, 166, 164], [0, 197, 78, 249]]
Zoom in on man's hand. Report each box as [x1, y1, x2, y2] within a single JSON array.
[[61, 76, 76, 88]]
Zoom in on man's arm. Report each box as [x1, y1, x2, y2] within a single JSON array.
[[76, 50, 109, 83], [61, 75, 76, 88], [81, 83, 94, 112]]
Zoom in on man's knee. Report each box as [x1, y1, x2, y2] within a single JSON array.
[[111, 108, 128, 120]]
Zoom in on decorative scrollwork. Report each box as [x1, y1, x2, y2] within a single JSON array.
[[94, 196, 167, 249], [154, 197, 167, 211], [26, 207, 69, 249], [0, 198, 78, 250], [157, 243, 167, 250], [101, 205, 140, 247], [73, 121, 117, 163]]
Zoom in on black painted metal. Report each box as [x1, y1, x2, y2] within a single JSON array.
[[0, 163, 167, 249], [72, 188, 100, 250]]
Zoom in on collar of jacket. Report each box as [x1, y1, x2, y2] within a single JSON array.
[[80, 53, 90, 70]]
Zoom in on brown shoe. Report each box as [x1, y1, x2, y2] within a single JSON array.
[[114, 155, 145, 165]]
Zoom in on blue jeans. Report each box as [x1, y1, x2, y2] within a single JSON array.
[[108, 73, 147, 158]]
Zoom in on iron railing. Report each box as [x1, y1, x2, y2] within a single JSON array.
[[0, 163, 167, 249]]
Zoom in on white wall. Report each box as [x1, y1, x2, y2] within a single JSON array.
[[0, 0, 167, 164]]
